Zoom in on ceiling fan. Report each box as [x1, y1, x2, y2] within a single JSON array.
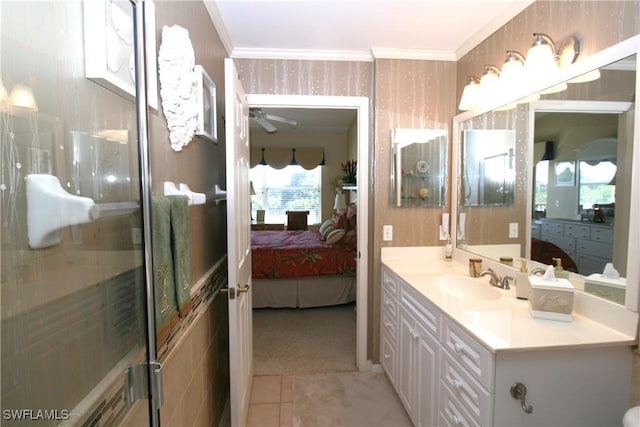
[[249, 108, 297, 133]]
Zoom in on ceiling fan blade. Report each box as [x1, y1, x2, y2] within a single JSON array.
[[255, 117, 278, 133], [264, 113, 297, 127]]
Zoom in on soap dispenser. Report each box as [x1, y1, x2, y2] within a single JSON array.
[[552, 257, 570, 279], [515, 258, 531, 300]]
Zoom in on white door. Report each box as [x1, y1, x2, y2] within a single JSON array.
[[225, 58, 253, 427]]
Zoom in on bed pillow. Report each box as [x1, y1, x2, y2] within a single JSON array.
[[319, 219, 333, 235], [321, 224, 336, 240], [326, 228, 346, 244]]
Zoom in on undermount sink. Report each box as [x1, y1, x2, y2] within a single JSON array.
[[434, 276, 503, 301]]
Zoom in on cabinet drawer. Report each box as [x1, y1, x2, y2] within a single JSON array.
[[439, 384, 480, 427], [400, 282, 440, 337], [563, 223, 590, 239], [382, 288, 398, 318], [590, 226, 614, 243], [382, 308, 397, 339], [576, 239, 612, 258], [576, 254, 610, 276], [381, 333, 397, 386], [441, 351, 493, 426], [442, 319, 494, 392], [540, 233, 575, 253], [541, 221, 563, 235], [382, 267, 399, 297]]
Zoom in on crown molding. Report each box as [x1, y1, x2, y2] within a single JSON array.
[[230, 47, 373, 62], [203, 0, 233, 57], [371, 47, 456, 61]]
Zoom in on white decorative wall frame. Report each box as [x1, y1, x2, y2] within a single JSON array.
[[83, 0, 159, 109], [194, 65, 217, 143]]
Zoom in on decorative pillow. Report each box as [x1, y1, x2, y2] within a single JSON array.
[[321, 224, 335, 240], [326, 228, 346, 244], [333, 211, 349, 230], [319, 219, 333, 235], [344, 229, 357, 246]]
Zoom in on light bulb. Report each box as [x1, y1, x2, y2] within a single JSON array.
[[8, 84, 38, 111], [458, 76, 480, 111]]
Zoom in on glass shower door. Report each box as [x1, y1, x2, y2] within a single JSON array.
[[1, 1, 152, 425]]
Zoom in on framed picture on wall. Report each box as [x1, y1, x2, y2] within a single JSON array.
[[554, 161, 576, 186], [83, 0, 158, 109], [194, 65, 217, 143]]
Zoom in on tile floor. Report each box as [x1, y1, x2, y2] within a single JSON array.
[[248, 375, 292, 427]]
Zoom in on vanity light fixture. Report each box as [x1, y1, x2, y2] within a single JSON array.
[[8, 84, 38, 111], [0, 78, 7, 102], [497, 51, 539, 110], [479, 65, 501, 97], [524, 33, 567, 95], [556, 35, 601, 84], [458, 76, 481, 111]]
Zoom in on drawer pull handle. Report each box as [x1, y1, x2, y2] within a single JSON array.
[[384, 298, 391, 305], [452, 414, 463, 426], [384, 320, 391, 328], [453, 379, 462, 392], [453, 342, 463, 354], [510, 382, 533, 414], [384, 353, 391, 360]]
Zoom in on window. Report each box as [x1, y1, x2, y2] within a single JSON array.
[[249, 165, 322, 224], [578, 160, 616, 208], [533, 160, 549, 214]]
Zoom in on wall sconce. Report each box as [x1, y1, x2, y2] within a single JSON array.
[[333, 191, 347, 213], [458, 76, 480, 111], [8, 84, 38, 111]]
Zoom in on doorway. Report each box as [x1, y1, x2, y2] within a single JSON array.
[[247, 94, 369, 370]]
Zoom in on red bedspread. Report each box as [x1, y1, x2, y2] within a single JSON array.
[[251, 230, 356, 279]]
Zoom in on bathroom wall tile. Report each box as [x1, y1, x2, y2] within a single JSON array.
[[180, 372, 204, 426], [160, 338, 193, 422], [190, 305, 211, 369]]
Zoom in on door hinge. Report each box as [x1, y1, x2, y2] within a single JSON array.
[[124, 361, 163, 411]]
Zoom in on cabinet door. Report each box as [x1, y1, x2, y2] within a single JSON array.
[[493, 348, 631, 427], [414, 321, 439, 427], [397, 307, 416, 416]]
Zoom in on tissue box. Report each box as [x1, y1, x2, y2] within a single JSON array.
[[584, 274, 626, 304], [529, 276, 574, 322]]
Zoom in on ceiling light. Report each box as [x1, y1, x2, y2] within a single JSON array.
[[8, 84, 38, 111], [458, 76, 480, 111], [567, 69, 601, 84], [498, 51, 539, 105]]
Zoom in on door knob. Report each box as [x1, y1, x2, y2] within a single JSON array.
[[237, 284, 250, 294]]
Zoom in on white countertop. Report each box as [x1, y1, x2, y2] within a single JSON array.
[[382, 247, 638, 353]]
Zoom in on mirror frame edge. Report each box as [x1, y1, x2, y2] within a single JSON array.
[[451, 34, 640, 313]]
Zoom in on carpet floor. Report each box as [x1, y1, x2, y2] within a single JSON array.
[[253, 303, 357, 376]]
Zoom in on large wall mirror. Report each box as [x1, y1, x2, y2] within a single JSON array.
[[452, 35, 640, 311], [391, 128, 447, 207]]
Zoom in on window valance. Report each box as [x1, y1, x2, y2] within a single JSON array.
[[250, 147, 325, 170]]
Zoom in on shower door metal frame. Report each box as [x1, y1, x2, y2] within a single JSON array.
[[129, 1, 162, 425]]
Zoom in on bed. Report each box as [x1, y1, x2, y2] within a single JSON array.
[[251, 228, 357, 308]]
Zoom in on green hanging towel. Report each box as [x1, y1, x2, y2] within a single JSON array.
[[169, 195, 192, 318], [152, 196, 178, 344]]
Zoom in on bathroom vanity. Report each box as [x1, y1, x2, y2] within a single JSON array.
[[381, 248, 636, 427]]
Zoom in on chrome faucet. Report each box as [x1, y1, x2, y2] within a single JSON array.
[[480, 268, 514, 290]]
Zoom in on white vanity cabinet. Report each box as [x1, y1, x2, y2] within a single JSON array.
[[397, 281, 440, 427], [380, 265, 633, 427]]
